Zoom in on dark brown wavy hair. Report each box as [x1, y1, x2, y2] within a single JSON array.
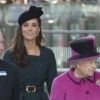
[[11, 18, 43, 67]]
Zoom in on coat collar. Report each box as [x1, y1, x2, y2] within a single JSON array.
[[67, 68, 95, 84]]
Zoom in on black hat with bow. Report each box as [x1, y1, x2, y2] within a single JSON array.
[[18, 6, 43, 25]]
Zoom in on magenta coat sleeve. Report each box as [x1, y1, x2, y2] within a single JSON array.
[[50, 76, 66, 100]]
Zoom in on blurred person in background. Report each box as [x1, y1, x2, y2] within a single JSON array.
[[4, 0, 27, 47], [50, 35, 100, 100], [0, 30, 4, 59], [5, 0, 13, 4], [3, 6, 57, 100], [49, 0, 68, 47], [66, 0, 85, 40], [0, 30, 19, 100]]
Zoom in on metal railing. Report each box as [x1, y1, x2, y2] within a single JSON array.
[[42, 30, 100, 34]]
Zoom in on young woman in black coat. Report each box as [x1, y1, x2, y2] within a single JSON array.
[[3, 6, 57, 100]]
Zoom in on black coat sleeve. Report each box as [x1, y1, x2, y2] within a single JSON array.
[[46, 49, 57, 94]]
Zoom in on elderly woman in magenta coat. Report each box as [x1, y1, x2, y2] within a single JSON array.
[[50, 35, 100, 100]]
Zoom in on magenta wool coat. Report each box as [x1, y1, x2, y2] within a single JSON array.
[[50, 69, 100, 100]]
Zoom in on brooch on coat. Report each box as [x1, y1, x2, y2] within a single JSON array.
[[96, 79, 100, 85]]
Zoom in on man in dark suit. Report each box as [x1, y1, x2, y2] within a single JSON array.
[[0, 31, 19, 100]]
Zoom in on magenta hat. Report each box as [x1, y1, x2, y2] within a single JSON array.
[[67, 35, 100, 63]]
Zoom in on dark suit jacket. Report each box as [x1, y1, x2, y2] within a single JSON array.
[[0, 59, 19, 100]]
